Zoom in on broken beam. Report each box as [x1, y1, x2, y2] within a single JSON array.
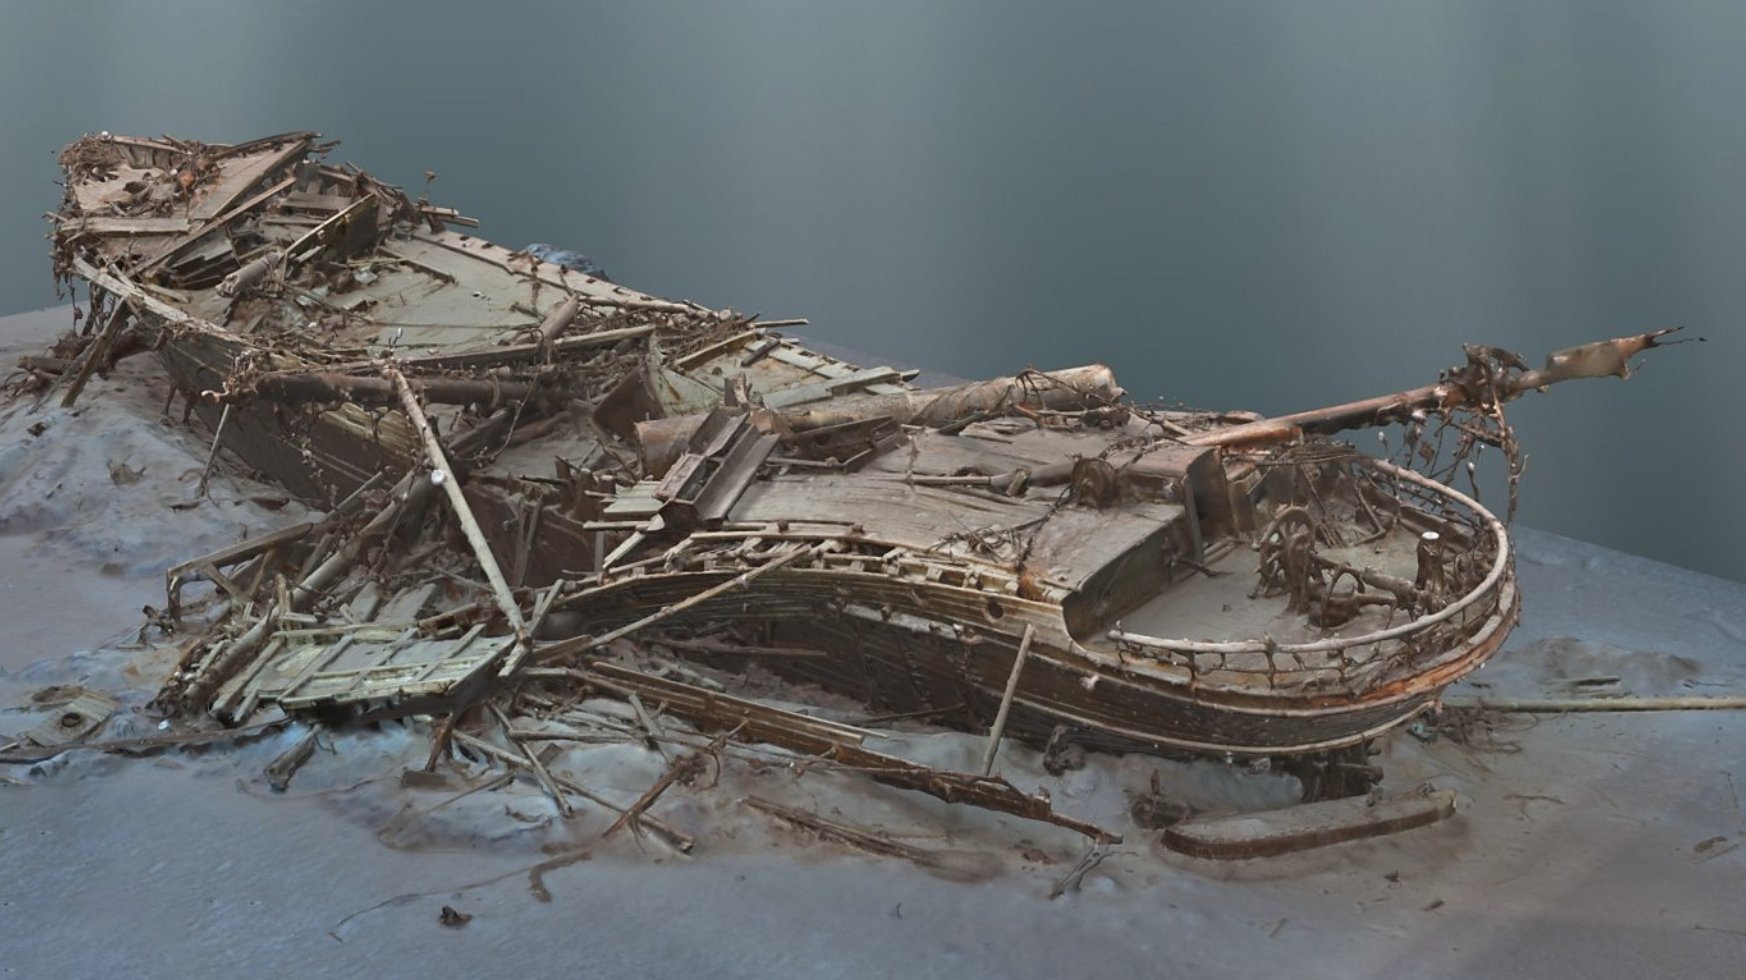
[[385, 366, 530, 669], [1163, 789, 1457, 860], [979, 623, 1035, 777], [582, 662, 1118, 842]]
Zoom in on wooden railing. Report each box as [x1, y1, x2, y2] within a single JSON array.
[[1107, 458, 1513, 693]]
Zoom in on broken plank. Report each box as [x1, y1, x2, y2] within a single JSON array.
[[263, 725, 321, 792], [1163, 789, 1458, 860], [66, 216, 196, 236], [760, 367, 919, 409], [134, 173, 302, 276], [165, 522, 312, 592], [979, 623, 1035, 777], [544, 770, 695, 853], [0, 715, 292, 765], [745, 796, 995, 881], [59, 300, 130, 408], [582, 662, 1118, 842], [17, 691, 119, 747], [601, 741, 712, 840], [192, 137, 313, 219]]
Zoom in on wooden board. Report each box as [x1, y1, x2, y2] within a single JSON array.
[[1163, 789, 1458, 859], [246, 626, 512, 709]]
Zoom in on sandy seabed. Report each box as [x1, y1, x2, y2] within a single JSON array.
[[2, 305, 1743, 980]]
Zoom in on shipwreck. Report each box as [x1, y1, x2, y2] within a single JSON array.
[[13, 130, 1684, 851]]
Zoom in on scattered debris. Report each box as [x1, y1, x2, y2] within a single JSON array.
[[263, 725, 320, 792], [7, 689, 118, 749], [1048, 838, 1112, 899], [1693, 836, 1739, 863], [1129, 771, 1193, 830]]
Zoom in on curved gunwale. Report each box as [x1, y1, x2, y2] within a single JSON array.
[[563, 503, 1519, 715], [1104, 458, 1511, 657], [558, 552, 1518, 754]]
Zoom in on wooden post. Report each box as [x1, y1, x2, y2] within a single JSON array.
[[59, 300, 130, 408], [385, 366, 530, 666], [980, 623, 1036, 777], [196, 403, 233, 498]]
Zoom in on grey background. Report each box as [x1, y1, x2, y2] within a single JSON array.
[[1, 1, 1739, 581]]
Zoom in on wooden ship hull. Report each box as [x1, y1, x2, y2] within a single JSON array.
[[45, 131, 1673, 768], [546, 426, 1519, 758]]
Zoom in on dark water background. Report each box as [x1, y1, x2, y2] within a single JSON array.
[[2, 1, 1740, 581]]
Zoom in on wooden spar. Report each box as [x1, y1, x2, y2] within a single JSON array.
[[449, 729, 571, 817], [59, 299, 130, 408], [544, 771, 695, 853], [1164, 789, 1458, 859], [291, 472, 424, 609], [180, 606, 283, 712], [195, 403, 232, 497], [536, 544, 825, 663], [71, 256, 216, 335], [166, 522, 314, 586], [601, 744, 711, 840], [1186, 329, 1689, 449], [819, 365, 1122, 429], [486, 704, 574, 817], [743, 797, 986, 878], [1442, 695, 1746, 713], [537, 296, 583, 354], [385, 366, 530, 662], [583, 662, 1119, 842], [979, 624, 1036, 777], [635, 364, 1122, 471], [165, 519, 313, 614]]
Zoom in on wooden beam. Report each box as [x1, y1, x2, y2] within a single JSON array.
[[979, 624, 1036, 777], [385, 366, 530, 666], [1163, 790, 1457, 860]]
